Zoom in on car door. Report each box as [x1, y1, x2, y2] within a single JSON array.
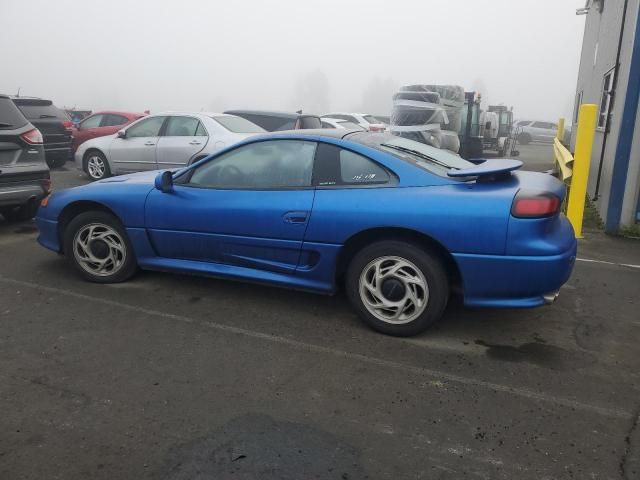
[[144, 139, 316, 273], [155, 115, 208, 169], [108, 116, 166, 174]]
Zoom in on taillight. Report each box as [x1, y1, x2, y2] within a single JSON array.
[[21, 128, 43, 145], [511, 191, 561, 218], [63, 120, 74, 134], [41, 178, 52, 193], [368, 125, 385, 132]]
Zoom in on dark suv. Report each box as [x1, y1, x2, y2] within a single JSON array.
[[0, 95, 51, 221], [223, 110, 322, 131], [11, 97, 73, 168]]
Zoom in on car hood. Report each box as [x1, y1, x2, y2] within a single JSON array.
[[94, 169, 161, 185]]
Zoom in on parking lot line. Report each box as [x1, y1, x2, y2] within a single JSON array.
[[576, 257, 640, 269], [0, 273, 633, 421]]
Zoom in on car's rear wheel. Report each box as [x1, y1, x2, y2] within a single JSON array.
[[345, 241, 449, 337], [84, 151, 110, 181], [517, 132, 531, 145], [63, 211, 137, 283]]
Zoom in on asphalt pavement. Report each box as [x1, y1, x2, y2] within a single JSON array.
[[1, 149, 639, 479]]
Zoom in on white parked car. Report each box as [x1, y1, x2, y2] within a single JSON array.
[[75, 112, 265, 180], [320, 117, 366, 130], [321, 112, 387, 132], [514, 120, 558, 145]]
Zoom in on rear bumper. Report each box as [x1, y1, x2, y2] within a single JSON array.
[[0, 182, 46, 208], [454, 240, 577, 308]]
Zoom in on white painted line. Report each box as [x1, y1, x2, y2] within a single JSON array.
[[0, 274, 633, 420], [576, 257, 640, 269]]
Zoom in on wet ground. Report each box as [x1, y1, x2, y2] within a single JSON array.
[[1, 150, 638, 479]]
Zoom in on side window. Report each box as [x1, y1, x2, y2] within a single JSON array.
[[195, 121, 208, 136], [531, 121, 545, 128], [80, 114, 103, 129], [164, 116, 200, 136], [126, 116, 166, 138], [313, 143, 390, 187], [339, 149, 390, 184], [102, 114, 128, 127], [188, 140, 316, 189], [598, 68, 615, 128]]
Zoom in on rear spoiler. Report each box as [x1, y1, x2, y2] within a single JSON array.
[[447, 159, 522, 178]]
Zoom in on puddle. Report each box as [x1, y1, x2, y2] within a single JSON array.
[[474, 339, 596, 370], [159, 413, 366, 479]]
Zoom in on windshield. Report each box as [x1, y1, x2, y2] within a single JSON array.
[[211, 115, 266, 133], [351, 132, 475, 177]]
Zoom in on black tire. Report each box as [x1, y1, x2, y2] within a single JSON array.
[[1, 202, 40, 222], [63, 211, 137, 283], [83, 150, 111, 181], [517, 132, 531, 145], [345, 240, 449, 337], [46, 157, 66, 169]]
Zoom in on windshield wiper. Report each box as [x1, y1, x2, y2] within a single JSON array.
[[39, 114, 56, 118], [0, 122, 13, 127], [382, 143, 456, 170]]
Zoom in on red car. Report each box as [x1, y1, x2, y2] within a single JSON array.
[[71, 111, 146, 153]]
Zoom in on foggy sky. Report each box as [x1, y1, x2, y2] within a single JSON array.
[[1, 0, 586, 122]]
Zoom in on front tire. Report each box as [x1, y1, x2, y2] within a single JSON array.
[[345, 241, 449, 337], [517, 132, 531, 145], [84, 151, 111, 181], [63, 211, 137, 283]]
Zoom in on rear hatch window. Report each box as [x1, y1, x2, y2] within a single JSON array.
[[211, 115, 265, 133], [298, 116, 321, 129], [14, 100, 70, 122], [0, 97, 29, 130]]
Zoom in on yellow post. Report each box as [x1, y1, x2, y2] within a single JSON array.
[[566, 104, 597, 238], [556, 117, 565, 141]]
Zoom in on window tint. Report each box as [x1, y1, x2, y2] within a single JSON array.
[[313, 143, 390, 186], [211, 115, 265, 133], [126, 116, 166, 137], [340, 149, 389, 184], [189, 140, 315, 189], [195, 122, 208, 136], [532, 121, 556, 129], [164, 116, 200, 136], [102, 114, 128, 127], [240, 115, 295, 132], [321, 121, 335, 129], [298, 116, 322, 129], [363, 115, 381, 124], [0, 98, 28, 129], [15, 103, 69, 121], [80, 114, 104, 129]]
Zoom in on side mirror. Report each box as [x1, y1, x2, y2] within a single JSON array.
[[155, 171, 174, 193], [116, 129, 126, 139]]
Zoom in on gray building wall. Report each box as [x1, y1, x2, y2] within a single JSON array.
[[572, 0, 640, 228]]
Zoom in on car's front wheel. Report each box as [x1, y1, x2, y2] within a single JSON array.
[[63, 211, 137, 283], [517, 132, 531, 145], [84, 151, 111, 181], [345, 241, 449, 337]]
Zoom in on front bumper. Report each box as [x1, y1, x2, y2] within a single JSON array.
[[36, 217, 60, 252], [454, 240, 577, 308]]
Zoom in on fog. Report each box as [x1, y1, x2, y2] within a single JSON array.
[[1, 0, 586, 122]]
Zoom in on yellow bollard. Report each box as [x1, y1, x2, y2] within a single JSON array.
[[556, 117, 565, 142], [566, 104, 597, 238]]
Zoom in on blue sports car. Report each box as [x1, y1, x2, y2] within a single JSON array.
[[36, 130, 577, 336]]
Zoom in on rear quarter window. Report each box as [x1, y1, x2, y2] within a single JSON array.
[[0, 98, 28, 129]]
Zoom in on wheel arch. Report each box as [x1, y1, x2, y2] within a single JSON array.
[[335, 227, 463, 291], [57, 200, 122, 253]]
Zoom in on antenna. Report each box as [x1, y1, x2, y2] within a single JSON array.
[[16, 87, 20, 97]]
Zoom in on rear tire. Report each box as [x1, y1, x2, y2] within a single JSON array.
[[345, 240, 449, 337], [63, 211, 137, 283], [84, 151, 111, 181], [517, 132, 531, 145]]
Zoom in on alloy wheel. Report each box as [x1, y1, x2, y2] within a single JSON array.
[[73, 223, 126, 277]]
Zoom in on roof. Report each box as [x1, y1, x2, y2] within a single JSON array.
[[224, 110, 320, 119]]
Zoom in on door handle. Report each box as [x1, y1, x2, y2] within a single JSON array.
[[144, 141, 156, 146], [283, 211, 309, 224], [189, 140, 202, 145]]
